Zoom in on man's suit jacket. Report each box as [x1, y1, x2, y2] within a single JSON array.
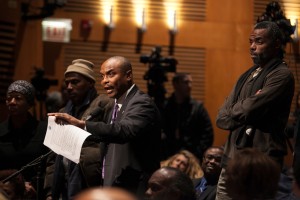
[[193, 178, 217, 200], [86, 85, 161, 193], [198, 185, 217, 200]]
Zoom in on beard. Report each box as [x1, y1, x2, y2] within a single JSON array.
[[252, 53, 263, 65], [251, 53, 271, 66], [251, 49, 275, 66]]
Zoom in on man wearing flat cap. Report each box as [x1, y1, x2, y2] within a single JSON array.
[[0, 80, 48, 184], [44, 59, 113, 200]]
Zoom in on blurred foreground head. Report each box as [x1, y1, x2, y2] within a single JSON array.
[[145, 167, 197, 200], [74, 187, 137, 200], [226, 148, 280, 200]]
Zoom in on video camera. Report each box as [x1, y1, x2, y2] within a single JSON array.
[[31, 67, 58, 101], [140, 46, 177, 84], [140, 46, 177, 111]]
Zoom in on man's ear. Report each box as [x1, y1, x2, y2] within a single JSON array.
[[274, 39, 281, 49], [126, 70, 132, 80]]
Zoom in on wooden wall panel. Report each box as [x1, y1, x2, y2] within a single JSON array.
[[6, 0, 299, 166], [63, 40, 205, 101], [12, 0, 255, 148], [0, 21, 16, 103], [64, 0, 206, 21]]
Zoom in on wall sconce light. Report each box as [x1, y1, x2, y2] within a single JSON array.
[[136, 8, 146, 53], [102, 25, 112, 51], [293, 19, 298, 42], [106, 5, 115, 30], [169, 31, 175, 55], [139, 8, 147, 32], [169, 10, 177, 55], [136, 28, 144, 53], [170, 10, 178, 35], [102, 6, 114, 51]]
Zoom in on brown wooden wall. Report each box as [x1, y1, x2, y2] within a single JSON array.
[[1, 0, 299, 165]]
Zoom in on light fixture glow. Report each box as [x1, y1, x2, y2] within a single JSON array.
[[140, 8, 146, 32], [102, 1, 116, 29], [132, 0, 147, 32], [164, 0, 181, 33], [108, 6, 114, 29], [172, 10, 177, 33], [291, 18, 298, 41]]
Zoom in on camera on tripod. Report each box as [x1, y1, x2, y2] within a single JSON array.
[[140, 46, 177, 84], [140, 46, 178, 111], [31, 67, 58, 101]]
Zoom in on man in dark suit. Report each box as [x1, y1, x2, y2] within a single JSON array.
[[49, 56, 161, 196]]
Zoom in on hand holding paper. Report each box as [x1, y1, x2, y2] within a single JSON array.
[[48, 112, 86, 129], [43, 116, 91, 163]]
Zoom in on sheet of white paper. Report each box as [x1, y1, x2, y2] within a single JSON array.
[[43, 116, 91, 163]]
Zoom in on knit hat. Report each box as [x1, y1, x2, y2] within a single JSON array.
[[65, 59, 96, 82], [7, 80, 35, 105]]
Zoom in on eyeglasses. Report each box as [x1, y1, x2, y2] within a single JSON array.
[[203, 154, 222, 163]]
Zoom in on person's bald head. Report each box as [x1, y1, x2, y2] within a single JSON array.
[[74, 187, 137, 200], [108, 56, 132, 71], [99, 56, 133, 99], [145, 167, 196, 200]]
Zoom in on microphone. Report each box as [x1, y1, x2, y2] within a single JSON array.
[[85, 107, 103, 121]]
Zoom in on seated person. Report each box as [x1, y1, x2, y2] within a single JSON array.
[[161, 150, 203, 179], [145, 167, 197, 200], [0, 169, 36, 199], [225, 148, 281, 200], [293, 162, 300, 199], [74, 187, 137, 200], [0, 80, 48, 185], [194, 146, 224, 200]]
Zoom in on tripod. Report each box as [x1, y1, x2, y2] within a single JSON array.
[[1, 151, 52, 199]]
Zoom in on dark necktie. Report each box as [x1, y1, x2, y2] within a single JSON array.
[[103, 103, 119, 179], [111, 103, 119, 123]]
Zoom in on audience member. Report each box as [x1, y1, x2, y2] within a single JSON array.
[[60, 82, 69, 108], [45, 91, 64, 113], [160, 150, 203, 179], [145, 167, 197, 200], [194, 146, 224, 200], [293, 162, 300, 198], [0, 191, 9, 200], [276, 166, 295, 200], [74, 187, 137, 200], [44, 59, 113, 199], [216, 21, 295, 199], [48, 56, 161, 197], [225, 148, 281, 200], [0, 169, 36, 200], [162, 72, 213, 160], [0, 80, 48, 185]]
